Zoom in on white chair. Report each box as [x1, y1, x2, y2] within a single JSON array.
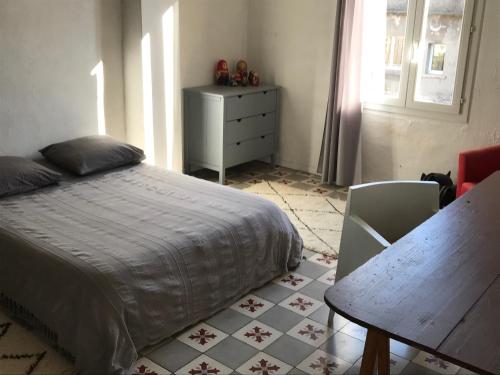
[[327, 181, 439, 327]]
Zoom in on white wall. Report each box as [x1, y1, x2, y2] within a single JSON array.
[[247, 0, 500, 182], [362, 0, 500, 182], [122, 0, 248, 171], [96, 0, 127, 142], [121, 0, 500, 181], [0, 0, 125, 158], [247, 0, 336, 173], [179, 0, 249, 89], [3, 0, 497, 181], [123, 0, 145, 154]]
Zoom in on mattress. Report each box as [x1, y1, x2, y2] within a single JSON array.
[[0, 164, 303, 374]]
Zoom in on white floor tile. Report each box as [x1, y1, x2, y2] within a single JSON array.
[[307, 253, 338, 268], [352, 353, 409, 375], [278, 293, 323, 317], [232, 320, 282, 350], [412, 352, 460, 375], [287, 318, 333, 347], [133, 358, 170, 375], [236, 352, 292, 375], [176, 323, 228, 352], [296, 349, 351, 374], [317, 269, 337, 286], [230, 294, 274, 318], [272, 272, 313, 291], [175, 354, 233, 375]]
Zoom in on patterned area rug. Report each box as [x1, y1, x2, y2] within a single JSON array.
[[193, 161, 348, 256], [0, 311, 73, 375]]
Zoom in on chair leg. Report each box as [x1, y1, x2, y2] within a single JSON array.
[[327, 310, 334, 328]]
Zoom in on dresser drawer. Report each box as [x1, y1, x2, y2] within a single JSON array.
[[225, 90, 277, 121], [224, 134, 274, 167], [224, 112, 275, 144]]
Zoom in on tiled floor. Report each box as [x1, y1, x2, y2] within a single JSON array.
[[0, 162, 478, 375], [128, 163, 479, 375], [136, 249, 474, 375]]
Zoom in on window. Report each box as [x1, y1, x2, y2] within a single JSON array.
[[362, 0, 482, 119]]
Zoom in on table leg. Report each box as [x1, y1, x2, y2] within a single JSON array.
[[360, 329, 378, 375], [377, 332, 390, 375], [360, 328, 391, 375]]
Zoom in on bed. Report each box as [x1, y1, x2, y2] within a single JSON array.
[[0, 163, 303, 374]]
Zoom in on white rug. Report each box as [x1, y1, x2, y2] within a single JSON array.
[[238, 179, 346, 256], [0, 311, 73, 375]]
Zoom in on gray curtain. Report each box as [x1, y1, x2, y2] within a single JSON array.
[[318, 0, 364, 186]]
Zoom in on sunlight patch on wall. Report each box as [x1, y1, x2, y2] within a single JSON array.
[[90, 61, 106, 135], [162, 6, 175, 170], [141, 33, 155, 165]]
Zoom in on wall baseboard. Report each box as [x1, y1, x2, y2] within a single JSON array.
[[275, 157, 320, 176]]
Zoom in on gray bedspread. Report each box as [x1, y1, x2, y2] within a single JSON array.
[[0, 164, 303, 374]]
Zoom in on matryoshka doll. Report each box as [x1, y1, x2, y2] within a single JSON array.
[[229, 72, 241, 87], [236, 60, 248, 86], [248, 71, 260, 87], [215, 59, 229, 86]]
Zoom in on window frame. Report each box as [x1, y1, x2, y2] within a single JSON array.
[[363, 0, 485, 123], [375, 0, 417, 108]]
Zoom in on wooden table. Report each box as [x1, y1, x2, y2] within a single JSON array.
[[325, 172, 500, 375]]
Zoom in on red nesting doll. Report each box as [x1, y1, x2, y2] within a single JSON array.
[[215, 60, 229, 86]]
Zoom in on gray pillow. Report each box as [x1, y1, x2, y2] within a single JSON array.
[[39, 135, 145, 176], [0, 157, 62, 198]]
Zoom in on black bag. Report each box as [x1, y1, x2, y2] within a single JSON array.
[[420, 171, 456, 208]]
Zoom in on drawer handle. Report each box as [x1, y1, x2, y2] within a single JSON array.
[[238, 95, 243, 99], [261, 135, 266, 139], [236, 142, 241, 146], [237, 119, 242, 122], [262, 113, 267, 117], [263, 91, 268, 95]]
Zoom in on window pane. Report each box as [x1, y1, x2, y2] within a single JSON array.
[[429, 44, 446, 72], [385, 0, 409, 98], [414, 0, 466, 105], [362, 0, 410, 101]]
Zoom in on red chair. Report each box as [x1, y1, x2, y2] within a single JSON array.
[[457, 144, 500, 197]]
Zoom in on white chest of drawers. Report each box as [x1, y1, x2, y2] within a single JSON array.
[[183, 85, 279, 184]]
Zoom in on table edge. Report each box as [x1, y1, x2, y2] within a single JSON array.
[[323, 292, 494, 375]]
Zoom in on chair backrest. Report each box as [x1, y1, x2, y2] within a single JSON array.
[[335, 181, 439, 283], [346, 181, 439, 244]]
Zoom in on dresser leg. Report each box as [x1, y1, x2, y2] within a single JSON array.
[[270, 154, 276, 169], [219, 168, 225, 185]]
